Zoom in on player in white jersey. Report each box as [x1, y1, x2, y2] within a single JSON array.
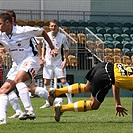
[[0, 13, 58, 124], [40, 20, 73, 109]]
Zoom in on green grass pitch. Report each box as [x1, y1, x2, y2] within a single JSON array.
[[0, 97, 132, 133]]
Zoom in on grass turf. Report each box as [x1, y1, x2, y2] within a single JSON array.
[[0, 97, 133, 133]]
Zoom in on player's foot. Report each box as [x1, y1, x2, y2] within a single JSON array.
[[40, 103, 51, 109], [48, 88, 56, 106], [54, 103, 63, 122], [8, 112, 22, 119], [18, 110, 36, 120], [0, 119, 6, 125]]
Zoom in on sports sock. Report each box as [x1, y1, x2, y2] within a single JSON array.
[[62, 82, 73, 104], [16, 82, 33, 111], [60, 100, 91, 112], [8, 91, 22, 114], [0, 94, 8, 121], [35, 86, 49, 100], [55, 83, 85, 97], [45, 85, 50, 104]]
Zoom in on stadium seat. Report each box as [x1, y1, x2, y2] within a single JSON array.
[[95, 48, 104, 59], [106, 22, 114, 28], [61, 19, 68, 24], [113, 27, 122, 34], [26, 20, 36, 26], [104, 33, 113, 41], [114, 22, 123, 28], [35, 20, 45, 27], [96, 40, 104, 49], [97, 22, 106, 28], [122, 55, 131, 65], [95, 33, 104, 41], [131, 56, 133, 65], [122, 41, 132, 50], [130, 34, 133, 40], [123, 22, 132, 28], [16, 19, 26, 26], [62, 21, 71, 27], [87, 26, 97, 34], [113, 33, 123, 42], [61, 27, 70, 34], [68, 55, 78, 67], [121, 34, 131, 42], [69, 33, 78, 44], [122, 27, 132, 35], [77, 33, 87, 44], [86, 40, 96, 52], [104, 48, 113, 56], [96, 27, 106, 35], [88, 22, 97, 28], [113, 40, 123, 50], [122, 48, 132, 56], [104, 41, 114, 49], [78, 19, 85, 24], [104, 56, 113, 63], [106, 28, 115, 35], [79, 22, 88, 27], [113, 48, 122, 56], [113, 55, 121, 63], [70, 21, 80, 27]]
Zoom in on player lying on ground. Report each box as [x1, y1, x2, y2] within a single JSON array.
[[48, 62, 131, 122]]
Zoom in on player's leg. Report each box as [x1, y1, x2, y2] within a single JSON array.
[[60, 78, 73, 104], [28, 80, 62, 106], [40, 79, 51, 108], [0, 79, 16, 124], [54, 94, 101, 122], [14, 70, 36, 120], [48, 83, 87, 97], [8, 90, 23, 118]]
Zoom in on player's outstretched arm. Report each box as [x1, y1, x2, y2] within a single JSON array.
[[41, 30, 58, 57], [112, 85, 128, 117]]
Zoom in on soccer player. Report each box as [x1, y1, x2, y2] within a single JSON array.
[[4, 10, 43, 119], [0, 13, 57, 124], [40, 20, 73, 109], [48, 62, 130, 122]]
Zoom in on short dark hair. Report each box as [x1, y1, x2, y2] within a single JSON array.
[[4, 10, 16, 23], [49, 20, 59, 26], [0, 13, 12, 23]]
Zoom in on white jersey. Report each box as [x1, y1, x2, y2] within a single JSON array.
[[44, 31, 69, 66], [0, 25, 43, 65]]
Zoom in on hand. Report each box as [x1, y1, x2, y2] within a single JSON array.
[[50, 49, 58, 57], [115, 104, 128, 117]]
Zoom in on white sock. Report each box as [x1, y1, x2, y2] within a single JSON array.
[[45, 85, 50, 105], [16, 82, 33, 111], [35, 86, 48, 99], [8, 91, 22, 114], [0, 94, 8, 121], [63, 82, 73, 104], [53, 98, 63, 104]]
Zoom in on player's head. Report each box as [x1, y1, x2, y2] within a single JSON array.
[[0, 13, 12, 33], [49, 20, 59, 33], [4, 10, 16, 26]]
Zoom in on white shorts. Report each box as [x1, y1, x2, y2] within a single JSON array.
[[7, 56, 40, 81], [43, 64, 66, 79]]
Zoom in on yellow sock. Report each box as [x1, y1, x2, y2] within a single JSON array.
[[60, 100, 91, 112], [55, 83, 86, 97]]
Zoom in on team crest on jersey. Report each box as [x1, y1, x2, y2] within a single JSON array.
[[16, 41, 21, 47], [17, 43, 21, 47]]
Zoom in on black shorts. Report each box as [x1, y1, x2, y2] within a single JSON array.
[[86, 62, 114, 103]]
